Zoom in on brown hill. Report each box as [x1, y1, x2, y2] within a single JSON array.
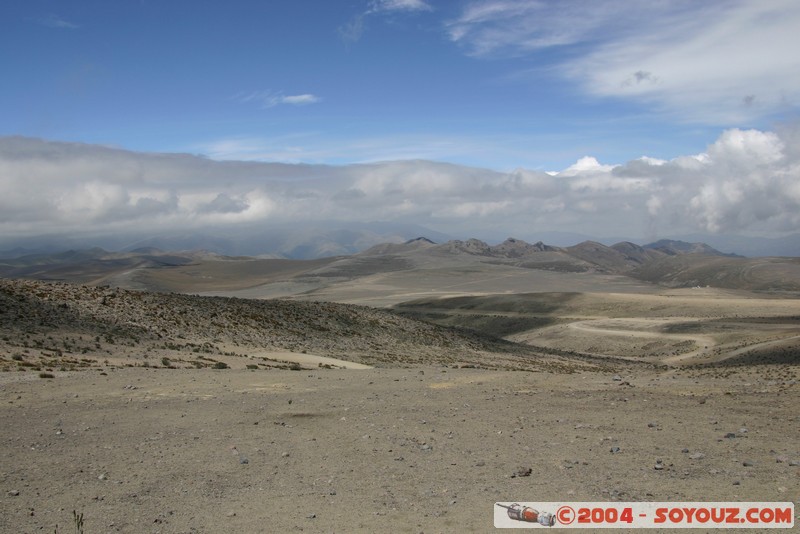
[[0, 278, 582, 372]]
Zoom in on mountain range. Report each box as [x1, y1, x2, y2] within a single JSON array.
[[2, 236, 798, 293]]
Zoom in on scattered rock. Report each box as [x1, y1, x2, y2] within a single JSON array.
[[512, 467, 532, 478]]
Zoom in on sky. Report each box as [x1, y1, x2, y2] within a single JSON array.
[[2, 0, 800, 247]]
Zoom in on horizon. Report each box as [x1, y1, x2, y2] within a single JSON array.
[[2, 1, 800, 247]]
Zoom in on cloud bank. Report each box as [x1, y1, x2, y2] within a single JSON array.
[[1, 126, 799, 244]]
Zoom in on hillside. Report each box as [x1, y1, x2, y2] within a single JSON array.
[[0, 278, 584, 373]]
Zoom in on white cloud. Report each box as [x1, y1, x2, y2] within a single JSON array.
[[558, 156, 617, 177], [234, 91, 321, 109], [449, 0, 800, 124], [369, 0, 433, 13], [1, 126, 799, 242], [341, 0, 432, 43], [39, 13, 79, 29]]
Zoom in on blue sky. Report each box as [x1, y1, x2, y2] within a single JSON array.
[[5, 0, 791, 171], [2, 1, 800, 245]]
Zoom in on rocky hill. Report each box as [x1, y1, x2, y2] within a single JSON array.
[[0, 278, 581, 373]]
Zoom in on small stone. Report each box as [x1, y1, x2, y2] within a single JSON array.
[[511, 467, 532, 478], [239, 457, 249, 464], [7, 490, 20, 496], [788, 460, 800, 467], [738, 427, 748, 434], [689, 452, 705, 460], [742, 461, 754, 467], [724, 432, 736, 439], [610, 447, 621, 454], [306, 513, 316, 519], [281, 452, 290, 458], [654, 463, 664, 471], [420, 444, 432, 451], [775, 455, 788, 463], [98, 473, 108, 481], [647, 422, 658, 428], [611, 375, 622, 381], [733, 480, 741, 486], [681, 448, 690, 453]]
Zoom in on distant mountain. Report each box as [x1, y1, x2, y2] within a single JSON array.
[[643, 239, 738, 257], [3, 235, 799, 292], [361, 236, 438, 256]]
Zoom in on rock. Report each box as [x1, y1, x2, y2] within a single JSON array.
[[742, 461, 754, 467], [647, 422, 658, 428], [610, 447, 621, 454], [775, 455, 789, 463], [98, 473, 108, 481], [512, 467, 532, 478], [733, 480, 741, 485], [420, 444, 432, 451], [654, 463, 664, 470], [689, 452, 705, 460], [239, 457, 249, 464], [306, 513, 316, 519], [7, 490, 20, 496], [724, 432, 736, 439], [281, 451, 290, 458], [789, 460, 800, 467], [612, 375, 622, 381], [681, 448, 690, 453]]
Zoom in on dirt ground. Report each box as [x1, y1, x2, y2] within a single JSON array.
[[1, 363, 797, 533]]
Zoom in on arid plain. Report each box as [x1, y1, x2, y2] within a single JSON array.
[[1, 238, 798, 532]]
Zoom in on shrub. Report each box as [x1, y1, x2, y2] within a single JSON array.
[[39, 372, 55, 379], [212, 361, 229, 369]]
